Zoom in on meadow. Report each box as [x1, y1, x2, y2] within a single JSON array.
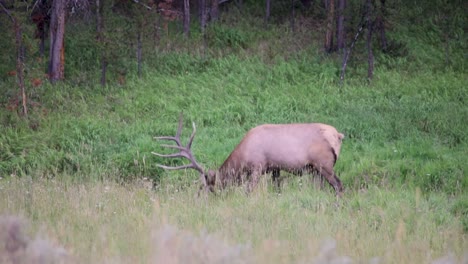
[[0, 2, 467, 263]]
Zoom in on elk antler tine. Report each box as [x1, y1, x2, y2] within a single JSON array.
[[156, 164, 201, 171], [154, 136, 177, 141], [159, 144, 188, 151], [187, 122, 197, 149], [175, 113, 184, 139], [151, 152, 184, 158]]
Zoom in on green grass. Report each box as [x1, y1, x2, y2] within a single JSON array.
[[0, 1, 467, 262], [1, 55, 466, 193]]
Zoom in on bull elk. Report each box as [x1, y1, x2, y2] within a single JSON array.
[[152, 115, 345, 196]]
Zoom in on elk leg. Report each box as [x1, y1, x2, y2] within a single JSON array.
[[271, 169, 282, 190], [319, 167, 343, 196], [246, 168, 263, 193]]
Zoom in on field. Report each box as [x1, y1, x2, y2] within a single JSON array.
[[1, 2, 467, 263], [1, 177, 467, 263]]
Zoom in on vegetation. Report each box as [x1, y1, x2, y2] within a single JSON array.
[[0, 0, 466, 263]]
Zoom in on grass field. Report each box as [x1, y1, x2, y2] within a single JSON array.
[[1, 2, 467, 263], [1, 55, 467, 263], [1, 177, 467, 263]]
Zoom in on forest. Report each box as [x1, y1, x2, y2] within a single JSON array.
[[0, 0, 467, 263]]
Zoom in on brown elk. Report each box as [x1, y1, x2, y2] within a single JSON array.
[[152, 115, 345, 196]]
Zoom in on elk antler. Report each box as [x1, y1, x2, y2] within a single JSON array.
[[152, 114, 207, 187]]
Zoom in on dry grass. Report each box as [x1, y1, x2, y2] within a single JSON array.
[[0, 216, 69, 264], [0, 177, 466, 263]]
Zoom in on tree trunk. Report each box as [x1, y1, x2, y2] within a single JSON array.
[[366, 0, 374, 81], [14, 17, 27, 116], [137, 30, 142, 78], [340, 10, 366, 85], [301, 0, 312, 8], [197, 0, 206, 25], [336, 0, 346, 50], [49, 0, 66, 83], [265, 0, 271, 25], [324, 0, 335, 53], [211, 0, 219, 21], [290, 0, 295, 33], [200, 0, 206, 29], [183, 0, 190, 38], [377, 0, 387, 51], [96, 0, 107, 86], [200, 0, 208, 58]]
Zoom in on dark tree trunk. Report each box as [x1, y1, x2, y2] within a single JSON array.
[[211, 0, 219, 21], [290, 0, 295, 33], [265, 0, 271, 25], [96, 0, 106, 86], [336, 0, 346, 50], [14, 17, 27, 116], [154, 12, 162, 47], [31, 1, 48, 57], [366, 0, 374, 81], [377, 0, 387, 51], [324, 0, 335, 53], [200, 0, 208, 58], [49, 0, 66, 83], [137, 30, 142, 78], [197, 0, 206, 27], [300, 0, 312, 8], [200, 0, 206, 29], [183, 0, 190, 38]]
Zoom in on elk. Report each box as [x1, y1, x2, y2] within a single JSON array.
[[152, 115, 345, 196]]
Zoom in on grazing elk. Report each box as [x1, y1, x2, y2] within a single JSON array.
[[152, 115, 345, 196]]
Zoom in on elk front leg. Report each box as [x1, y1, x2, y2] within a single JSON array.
[[246, 168, 263, 193], [319, 167, 343, 197]]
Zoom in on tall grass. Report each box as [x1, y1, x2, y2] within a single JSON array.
[[0, 177, 466, 263]]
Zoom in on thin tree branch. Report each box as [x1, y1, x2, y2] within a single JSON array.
[[0, 1, 14, 21], [132, 0, 152, 10]]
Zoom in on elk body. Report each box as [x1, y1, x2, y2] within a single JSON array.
[[153, 115, 345, 196]]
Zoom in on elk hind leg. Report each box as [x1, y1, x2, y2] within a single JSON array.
[[271, 169, 282, 191]]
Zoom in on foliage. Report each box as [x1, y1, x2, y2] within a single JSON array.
[[207, 23, 251, 50], [0, 0, 466, 192]]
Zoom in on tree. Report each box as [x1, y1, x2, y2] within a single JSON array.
[[31, 0, 49, 57], [48, 0, 66, 83], [265, 0, 271, 25], [366, 0, 374, 81], [96, 0, 107, 86], [336, 0, 346, 50], [290, 0, 296, 33], [1, 1, 28, 116], [210, 0, 219, 21], [183, 0, 190, 37], [324, 0, 335, 53], [375, 0, 387, 51]]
